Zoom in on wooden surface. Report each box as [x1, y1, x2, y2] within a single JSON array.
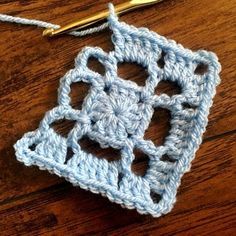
[[0, 0, 235, 235]]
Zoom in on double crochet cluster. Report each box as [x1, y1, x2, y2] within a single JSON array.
[[15, 4, 221, 217]]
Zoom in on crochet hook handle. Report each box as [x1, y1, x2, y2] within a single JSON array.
[[43, 0, 163, 37]]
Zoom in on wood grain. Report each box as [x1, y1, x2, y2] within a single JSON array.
[[0, 132, 235, 235], [0, 0, 235, 235]]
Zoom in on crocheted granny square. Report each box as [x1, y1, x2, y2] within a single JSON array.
[[14, 5, 221, 217]]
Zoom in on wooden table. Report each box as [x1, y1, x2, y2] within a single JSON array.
[[0, 0, 235, 235]]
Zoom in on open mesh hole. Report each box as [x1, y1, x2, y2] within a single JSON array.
[[150, 190, 162, 204], [79, 137, 121, 162], [64, 147, 74, 164], [194, 63, 208, 75], [117, 172, 124, 187], [70, 82, 90, 110], [104, 84, 111, 95], [157, 51, 166, 69], [131, 149, 149, 177], [160, 154, 176, 163], [29, 143, 37, 151], [87, 56, 106, 75], [90, 119, 96, 126], [156, 80, 181, 96], [144, 108, 171, 146], [118, 62, 148, 86], [182, 102, 197, 110], [51, 119, 76, 138]]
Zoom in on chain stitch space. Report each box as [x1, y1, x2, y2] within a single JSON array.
[[13, 4, 221, 217]]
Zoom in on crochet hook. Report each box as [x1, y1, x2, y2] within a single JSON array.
[[43, 0, 163, 37]]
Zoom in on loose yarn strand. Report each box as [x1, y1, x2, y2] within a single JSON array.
[[0, 13, 109, 37]]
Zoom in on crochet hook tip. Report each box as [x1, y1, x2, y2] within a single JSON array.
[[43, 28, 54, 37]]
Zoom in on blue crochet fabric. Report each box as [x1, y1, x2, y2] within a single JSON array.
[[14, 5, 221, 217]]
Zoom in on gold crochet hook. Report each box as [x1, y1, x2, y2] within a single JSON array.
[[43, 0, 163, 37]]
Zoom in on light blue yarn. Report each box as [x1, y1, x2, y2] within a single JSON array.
[[13, 4, 221, 217]]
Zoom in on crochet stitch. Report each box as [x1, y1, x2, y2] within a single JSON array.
[[14, 4, 221, 217]]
